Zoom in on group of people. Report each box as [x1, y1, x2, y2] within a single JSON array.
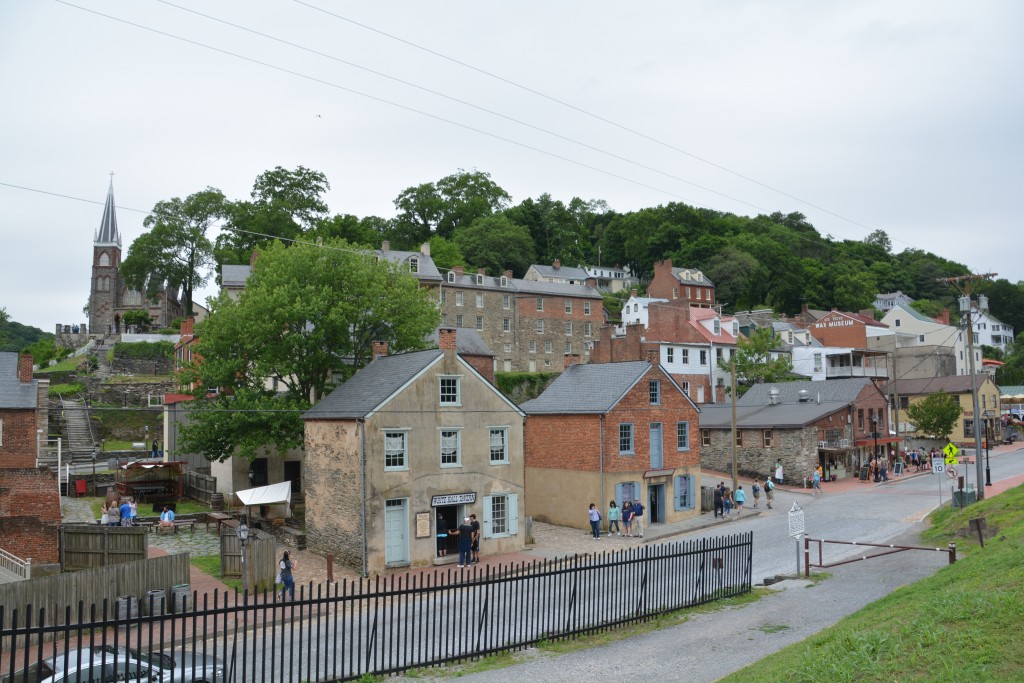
[[866, 457, 890, 483], [100, 497, 138, 526], [592, 498, 645, 538], [436, 513, 481, 568], [908, 448, 940, 472], [714, 476, 777, 516]]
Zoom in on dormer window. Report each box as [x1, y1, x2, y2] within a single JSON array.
[[732, 322, 739, 337], [447, 272, 455, 283], [409, 257, 419, 273], [476, 274, 484, 285], [500, 276, 508, 287], [787, 331, 794, 344], [713, 318, 721, 335]]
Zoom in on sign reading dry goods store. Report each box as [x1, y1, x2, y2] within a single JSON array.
[[431, 493, 477, 507]]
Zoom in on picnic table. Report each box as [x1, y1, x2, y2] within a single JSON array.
[[206, 511, 235, 534]]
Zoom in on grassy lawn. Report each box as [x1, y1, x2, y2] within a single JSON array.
[[103, 440, 137, 451], [103, 374, 174, 384], [718, 484, 1024, 683], [37, 355, 90, 373], [190, 555, 243, 593]]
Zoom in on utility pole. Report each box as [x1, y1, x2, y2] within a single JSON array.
[[730, 359, 738, 493], [938, 273, 996, 500]]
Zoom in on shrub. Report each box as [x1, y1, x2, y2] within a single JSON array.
[[112, 341, 175, 360], [49, 382, 86, 397]]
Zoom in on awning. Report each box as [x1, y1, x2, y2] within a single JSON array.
[[643, 468, 675, 479], [236, 481, 292, 518]]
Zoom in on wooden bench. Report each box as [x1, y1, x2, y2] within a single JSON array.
[[156, 519, 196, 534]]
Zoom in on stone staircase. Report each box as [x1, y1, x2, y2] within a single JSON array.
[[61, 398, 99, 464], [93, 334, 119, 380]]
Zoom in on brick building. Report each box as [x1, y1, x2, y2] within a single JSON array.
[[377, 242, 604, 373], [646, 259, 715, 305], [521, 359, 702, 530], [0, 353, 59, 566], [303, 328, 525, 573]]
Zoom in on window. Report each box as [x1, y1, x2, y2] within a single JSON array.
[[447, 271, 455, 283], [440, 290, 447, 304], [899, 396, 909, 409], [699, 350, 707, 365], [681, 381, 690, 396], [681, 349, 689, 364], [735, 430, 743, 447], [503, 294, 511, 309], [619, 423, 634, 454], [686, 287, 691, 299], [701, 429, 710, 446], [584, 302, 591, 315], [813, 353, 823, 373], [455, 314, 464, 327], [633, 303, 638, 312], [483, 493, 517, 538], [440, 429, 461, 467], [919, 335, 926, 343], [529, 341, 537, 353], [536, 298, 544, 311], [565, 300, 573, 314], [500, 276, 508, 287], [716, 348, 724, 361], [713, 319, 721, 335], [536, 320, 545, 334], [564, 341, 572, 354], [455, 291, 464, 307], [676, 421, 690, 450], [503, 317, 511, 332], [895, 319, 901, 327], [858, 408, 864, 430], [584, 322, 592, 336], [476, 274, 484, 285], [672, 287, 678, 299], [545, 341, 553, 353], [565, 321, 573, 335], [649, 380, 661, 404], [439, 376, 460, 405], [475, 316, 483, 331], [503, 343, 512, 353], [763, 429, 773, 448], [476, 293, 484, 308], [384, 431, 408, 470], [666, 347, 674, 363], [409, 257, 419, 273], [489, 427, 509, 464]]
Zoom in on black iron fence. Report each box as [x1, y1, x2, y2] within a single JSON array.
[[1, 532, 752, 682]]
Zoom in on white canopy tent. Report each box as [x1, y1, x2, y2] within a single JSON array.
[[235, 481, 292, 520]]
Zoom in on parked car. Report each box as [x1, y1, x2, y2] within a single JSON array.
[[0, 646, 225, 683]]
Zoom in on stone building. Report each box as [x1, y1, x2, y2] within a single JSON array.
[[303, 329, 525, 573], [88, 180, 183, 334], [521, 358, 702, 530]]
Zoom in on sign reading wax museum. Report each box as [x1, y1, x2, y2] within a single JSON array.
[[431, 493, 477, 507]]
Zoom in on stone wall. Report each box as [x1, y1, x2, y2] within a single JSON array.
[[111, 356, 174, 375], [83, 378, 176, 409], [701, 425, 821, 485]]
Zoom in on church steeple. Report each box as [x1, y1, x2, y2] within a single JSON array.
[[94, 177, 121, 247]]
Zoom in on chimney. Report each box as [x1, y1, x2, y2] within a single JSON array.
[[453, 266, 464, 277], [381, 240, 390, 253], [19, 354, 33, 383], [631, 288, 638, 298], [563, 353, 581, 369], [420, 242, 431, 256], [585, 277, 596, 288], [645, 348, 659, 365], [503, 270, 513, 279], [372, 341, 389, 359], [477, 268, 486, 276], [553, 259, 561, 270], [438, 327, 458, 352], [935, 309, 950, 325]]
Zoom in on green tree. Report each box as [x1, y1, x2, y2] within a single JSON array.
[[732, 327, 793, 392], [703, 247, 761, 310], [905, 391, 963, 440], [454, 215, 536, 276], [0, 307, 8, 349], [121, 188, 226, 317], [121, 309, 152, 330], [179, 238, 441, 462], [427, 235, 464, 273], [214, 166, 330, 264], [392, 170, 511, 245], [505, 194, 591, 267]]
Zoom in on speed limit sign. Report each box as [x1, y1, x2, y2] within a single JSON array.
[[946, 467, 958, 480]]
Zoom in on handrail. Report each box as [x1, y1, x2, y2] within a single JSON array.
[[0, 546, 31, 579]]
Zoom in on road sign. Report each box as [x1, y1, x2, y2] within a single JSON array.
[[943, 443, 959, 465], [946, 467, 958, 480], [931, 457, 945, 475], [788, 501, 805, 538]]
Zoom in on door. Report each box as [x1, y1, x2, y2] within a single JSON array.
[[649, 423, 663, 469], [384, 498, 409, 565], [283, 461, 301, 494], [648, 484, 664, 524]]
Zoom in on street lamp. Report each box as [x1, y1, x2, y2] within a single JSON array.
[[871, 413, 879, 480], [983, 411, 994, 486], [237, 522, 250, 594]]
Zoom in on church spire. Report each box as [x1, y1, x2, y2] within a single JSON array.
[[94, 176, 121, 247]]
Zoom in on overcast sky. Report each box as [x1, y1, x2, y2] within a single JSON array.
[[2, 1, 1022, 332]]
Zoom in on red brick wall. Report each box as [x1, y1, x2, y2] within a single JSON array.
[[0, 408, 38, 468], [525, 365, 701, 473], [809, 312, 868, 347], [0, 467, 60, 563], [462, 353, 494, 384]]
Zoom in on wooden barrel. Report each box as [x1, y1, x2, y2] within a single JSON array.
[[116, 595, 138, 622], [171, 584, 191, 613], [145, 589, 166, 617], [211, 493, 225, 511]]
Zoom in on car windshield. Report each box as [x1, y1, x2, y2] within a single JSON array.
[[0, 661, 55, 683], [123, 649, 174, 670]]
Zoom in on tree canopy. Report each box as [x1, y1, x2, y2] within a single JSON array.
[[178, 238, 442, 461], [905, 391, 963, 440], [732, 327, 794, 393]]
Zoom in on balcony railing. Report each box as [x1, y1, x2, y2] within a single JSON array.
[[825, 365, 888, 379]]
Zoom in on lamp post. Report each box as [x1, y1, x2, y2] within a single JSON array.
[[237, 522, 250, 595], [871, 414, 879, 479], [984, 412, 993, 486]]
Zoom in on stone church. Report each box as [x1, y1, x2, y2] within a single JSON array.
[[88, 180, 183, 335]]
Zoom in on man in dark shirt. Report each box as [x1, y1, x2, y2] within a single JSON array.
[[469, 513, 481, 564], [455, 517, 474, 568], [713, 484, 724, 518]]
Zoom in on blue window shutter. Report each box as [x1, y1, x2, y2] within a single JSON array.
[[674, 476, 683, 511], [508, 495, 519, 535], [616, 482, 625, 509], [482, 495, 493, 537], [688, 476, 696, 510]]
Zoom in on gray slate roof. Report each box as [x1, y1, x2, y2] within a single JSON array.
[[671, 267, 714, 287], [699, 401, 850, 429], [529, 264, 590, 281], [221, 265, 252, 288], [512, 278, 602, 299], [0, 352, 38, 409], [880, 374, 991, 397], [426, 328, 492, 356], [377, 248, 443, 282], [303, 349, 443, 420], [94, 181, 121, 247], [521, 361, 653, 414], [739, 378, 874, 406]]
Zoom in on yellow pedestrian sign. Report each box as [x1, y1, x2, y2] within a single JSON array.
[[943, 442, 959, 465]]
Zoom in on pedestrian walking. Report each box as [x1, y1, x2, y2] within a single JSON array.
[[713, 483, 724, 518], [278, 551, 297, 600], [607, 500, 621, 536], [764, 477, 775, 509], [734, 486, 746, 513], [588, 503, 602, 539], [723, 488, 734, 516], [881, 459, 889, 482], [621, 501, 634, 537], [751, 482, 761, 508], [812, 468, 823, 496], [632, 498, 645, 538]]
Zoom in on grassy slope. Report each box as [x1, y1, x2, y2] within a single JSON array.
[[720, 485, 1024, 683]]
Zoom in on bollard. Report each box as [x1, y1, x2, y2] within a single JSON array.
[[948, 542, 956, 564], [327, 553, 334, 583]]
